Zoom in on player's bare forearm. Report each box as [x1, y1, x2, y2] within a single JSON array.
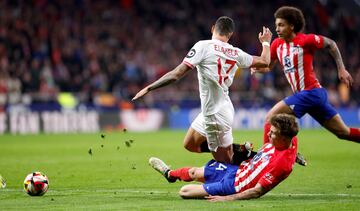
[[147, 63, 191, 91], [251, 60, 276, 75], [132, 63, 192, 101], [206, 184, 268, 202], [323, 37, 345, 71], [323, 37, 353, 87], [252, 67, 270, 73], [147, 72, 177, 92], [230, 184, 267, 200]]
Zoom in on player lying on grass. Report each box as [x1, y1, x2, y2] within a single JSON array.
[[150, 113, 298, 201]]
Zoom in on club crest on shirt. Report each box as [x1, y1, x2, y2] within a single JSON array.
[[283, 56, 296, 73], [186, 49, 196, 58], [284, 56, 292, 68], [250, 151, 271, 169], [252, 151, 263, 162]]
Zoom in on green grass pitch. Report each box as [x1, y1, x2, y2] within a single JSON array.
[[1, 129, 360, 210]]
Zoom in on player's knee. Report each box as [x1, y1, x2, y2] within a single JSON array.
[[188, 167, 200, 180], [187, 168, 195, 179], [183, 142, 198, 152], [179, 186, 191, 199]]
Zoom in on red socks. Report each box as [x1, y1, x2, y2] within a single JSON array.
[[348, 128, 360, 143], [169, 167, 192, 182], [263, 122, 271, 144]]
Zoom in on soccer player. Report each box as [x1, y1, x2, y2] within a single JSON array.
[[149, 113, 299, 201], [251, 6, 360, 144], [132, 16, 272, 163]]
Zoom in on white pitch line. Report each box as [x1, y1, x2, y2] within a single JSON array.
[[267, 193, 360, 197], [2, 189, 360, 197]]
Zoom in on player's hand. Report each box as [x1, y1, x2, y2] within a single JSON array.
[[132, 87, 150, 101], [250, 67, 258, 75], [205, 195, 234, 202], [258, 26, 272, 44], [250, 67, 270, 75], [338, 69, 353, 87]]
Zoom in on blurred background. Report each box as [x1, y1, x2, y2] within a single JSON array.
[[0, 0, 359, 134]]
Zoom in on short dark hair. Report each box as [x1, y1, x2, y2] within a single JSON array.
[[274, 6, 305, 33], [214, 16, 235, 37], [269, 114, 299, 139]]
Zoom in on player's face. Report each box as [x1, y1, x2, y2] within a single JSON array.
[[268, 125, 281, 145], [275, 18, 294, 40]]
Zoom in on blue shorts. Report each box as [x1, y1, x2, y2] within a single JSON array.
[[284, 88, 338, 124], [202, 160, 237, 196]]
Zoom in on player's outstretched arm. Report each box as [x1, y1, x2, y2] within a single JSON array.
[[132, 63, 192, 101], [250, 60, 277, 75], [206, 183, 268, 202], [250, 27, 272, 69], [323, 36, 353, 87]]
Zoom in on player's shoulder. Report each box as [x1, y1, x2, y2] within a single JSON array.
[[296, 33, 322, 42], [195, 39, 213, 45], [271, 38, 283, 46], [192, 40, 213, 49]]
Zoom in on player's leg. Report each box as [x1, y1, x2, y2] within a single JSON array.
[[204, 109, 234, 163], [231, 141, 256, 165], [179, 184, 208, 199], [149, 157, 177, 183], [149, 157, 206, 183], [322, 114, 360, 143], [187, 110, 255, 163], [172, 167, 205, 182], [211, 145, 233, 164], [263, 100, 294, 143], [179, 160, 238, 199], [308, 89, 360, 143], [184, 114, 207, 152]]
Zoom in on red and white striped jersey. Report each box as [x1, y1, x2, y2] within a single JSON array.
[[271, 33, 324, 93], [234, 138, 297, 192]]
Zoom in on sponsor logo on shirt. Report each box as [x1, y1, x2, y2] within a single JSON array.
[[264, 173, 274, 183]]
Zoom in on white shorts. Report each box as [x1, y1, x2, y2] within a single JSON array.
[[191, 106, 234, 152]]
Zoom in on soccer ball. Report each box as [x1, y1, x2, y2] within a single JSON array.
[[24, 172, 49, 196]]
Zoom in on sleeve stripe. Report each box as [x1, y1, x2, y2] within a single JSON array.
[[182, 61, 194, 69]]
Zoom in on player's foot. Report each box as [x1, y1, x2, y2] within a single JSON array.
[[149, 157, 176, 183], [232, 141, 256, 165], [295, 152, 307, 166], [241, 141, 254, 157]]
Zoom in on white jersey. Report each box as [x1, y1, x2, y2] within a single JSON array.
[[183, 39, 253, 115]]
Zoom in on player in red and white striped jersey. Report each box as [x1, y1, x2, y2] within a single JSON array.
[[251, 6, 360, 145], [149, 114, 298, 201]]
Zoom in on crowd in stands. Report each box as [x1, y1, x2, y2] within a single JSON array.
[[0, 0, 359, 110]]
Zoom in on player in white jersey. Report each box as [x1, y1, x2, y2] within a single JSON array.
[[132, 16, 272, 163]]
